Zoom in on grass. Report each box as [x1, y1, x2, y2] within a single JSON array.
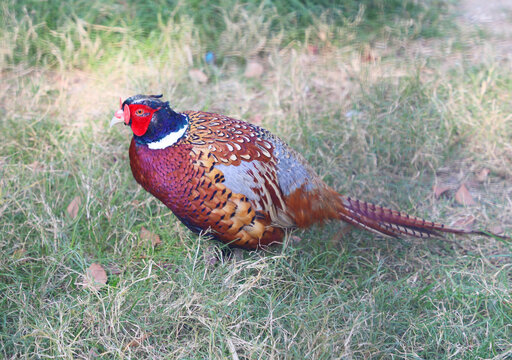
[[1, 0, 451, 69], [1, 0, 512, 358]]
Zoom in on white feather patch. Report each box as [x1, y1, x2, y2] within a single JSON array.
[[147, 125, 187, 150]]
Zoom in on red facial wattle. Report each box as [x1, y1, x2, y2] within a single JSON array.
[[123, 104, 130, 125], [127, 104, 161, 137], [110, 98, 161, 136]]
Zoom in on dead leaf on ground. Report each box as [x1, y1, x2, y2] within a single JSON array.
[[124, 333, 150, 350], [307, 45, 319, 55], [433, 184, 451, 199], [29, 161, 45, 172], [454, 184, 476, 206], [250, 114, 263, 125], [489, 225, 504, 235], [83, 263, 107, 291], [244, 61, 264, 78], [361, 47, 378, 63], [67, 196, 81, 219], [452, 215, 476, 231], [476, 168, 490, 182], [291, 235, 302, 244], [188, 69, 208, 83], [140, 227, 162, 247]]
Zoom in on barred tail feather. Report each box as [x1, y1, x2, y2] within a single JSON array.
[[337, 195, 505, 239]]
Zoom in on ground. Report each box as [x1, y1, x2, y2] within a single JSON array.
[[1, 1, 512, 359], [461, 0, 512, 35]]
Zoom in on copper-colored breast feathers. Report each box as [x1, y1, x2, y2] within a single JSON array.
[[130, 112, 303, 248]]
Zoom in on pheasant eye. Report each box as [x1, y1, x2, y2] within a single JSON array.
[[135, 109, 144, 116]]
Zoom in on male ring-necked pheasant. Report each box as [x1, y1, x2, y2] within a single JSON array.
[[111, 94, 504, 249]]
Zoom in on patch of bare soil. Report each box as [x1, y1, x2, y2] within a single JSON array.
[[459, 0, 512, 61], [460, 0, 512, 35]]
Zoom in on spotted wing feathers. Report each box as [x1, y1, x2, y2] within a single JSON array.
[[183, 111, 274, 165], [183, 111, 327, 230]]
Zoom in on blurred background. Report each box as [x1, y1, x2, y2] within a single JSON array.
[[1, 0, 512, 358]]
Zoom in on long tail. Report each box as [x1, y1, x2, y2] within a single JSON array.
[[337, 195, 507, 239]]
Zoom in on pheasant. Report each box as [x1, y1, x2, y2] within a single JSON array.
[[110, 94, 505, 250]]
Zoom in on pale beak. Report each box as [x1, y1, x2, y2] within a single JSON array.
[[110, 109, 124, 128]]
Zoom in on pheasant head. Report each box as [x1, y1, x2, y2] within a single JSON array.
[[111, 94, 188, 147]]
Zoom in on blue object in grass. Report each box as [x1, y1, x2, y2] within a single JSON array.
[[205, 51, 215, 65]]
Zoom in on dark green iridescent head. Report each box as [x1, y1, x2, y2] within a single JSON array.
[[113, 94, 188, 145]]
